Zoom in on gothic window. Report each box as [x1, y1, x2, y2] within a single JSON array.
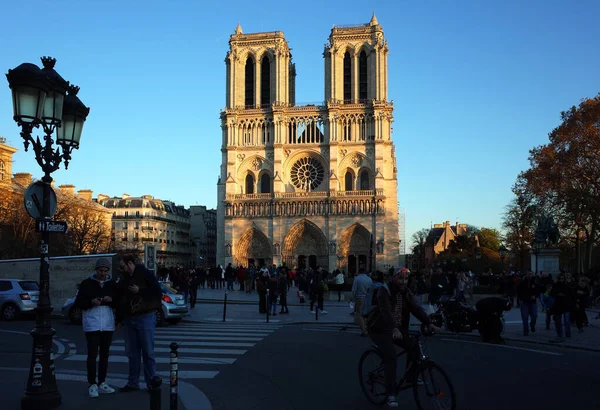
[[0, 159, 4, 181], [290, 156, 325, 191], [343, 52, 351, 102], [261, 56, 270, 107], [245, 57, 255, 108], [260, 173, 271, 193], [359, 50, 368, 101], [345, 171, 353, 191], [245, 174, 254, 194], [360, 170, 369, 190]]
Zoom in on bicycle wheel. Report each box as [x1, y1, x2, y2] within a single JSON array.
[[413, 361, 456, 410], [358, 349, 387, 405]]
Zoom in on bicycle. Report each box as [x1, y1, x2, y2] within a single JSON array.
[[358, 329, 456, 409]]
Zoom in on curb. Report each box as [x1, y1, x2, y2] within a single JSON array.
[[439, 330, 600, 353]]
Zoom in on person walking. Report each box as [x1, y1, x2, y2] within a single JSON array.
[[517, 271, 539, 336], [351, 268, 373, 336], [268, 273, 279, 316], [278, 269, 290, 314], [74, 258, 117, 398], [189, 268, 200, 309], [334, 269, 345, 302], [226, 263, 235, 291], [116, 254, 162, 393], [309, 268, 328, 315], [550, 274, 573, 340]]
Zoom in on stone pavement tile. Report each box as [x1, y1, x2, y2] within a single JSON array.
[[0, 371, 185, 410]]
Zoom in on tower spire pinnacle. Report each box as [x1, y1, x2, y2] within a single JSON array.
[[369, 12, 378, 26], [235, 22, 243, 34]]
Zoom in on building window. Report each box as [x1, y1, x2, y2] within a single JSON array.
[[260, 173, 270, 193], [245, 174, 254, 194], [245, 57, 255, 108], [260, 55, 270, 107], [359, 50, 368, 101], [360, 170, 369, 190], [345, 171, 353, 191], [122, 222, 128, 229], [135, 221, 140, 229], [343, 52, 351, 102], [136, 211, 140, 217], [0, 159, 5, 181], [124, 211, 128, 217]]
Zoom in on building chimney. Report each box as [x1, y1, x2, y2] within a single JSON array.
[[13, 172, 32, 187], [77, 189, 93, 201], [122, 193, 130, 199], [97, 194, 109, 202], [142, 195, 153, 200], [59, 184, 76, 196]]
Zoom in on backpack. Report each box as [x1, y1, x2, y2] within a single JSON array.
[[361, 283, 390, 318]]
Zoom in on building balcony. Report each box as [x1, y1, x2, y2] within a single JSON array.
[[226, 189, 383, 201], [142, 238, 154, 242], [142, 226, 153, 231]]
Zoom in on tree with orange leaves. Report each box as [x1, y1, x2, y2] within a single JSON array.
[[519, 94, 600, 273]]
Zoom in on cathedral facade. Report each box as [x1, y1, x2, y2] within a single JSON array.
[[216, 14, 400, 274]]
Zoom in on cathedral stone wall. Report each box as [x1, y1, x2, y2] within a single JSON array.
[[217, 15, 400, 274]]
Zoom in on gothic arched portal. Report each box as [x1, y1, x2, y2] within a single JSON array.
[[234, 227, 272, 267], [282, 219, 328, 270], [338, 223, 372, 275]]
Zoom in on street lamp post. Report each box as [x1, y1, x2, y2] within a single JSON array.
[[6, 57, 90, 410], [498, 244, 508, 270]]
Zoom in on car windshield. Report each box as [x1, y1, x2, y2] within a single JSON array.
[[18, 281, 39, 291], [160, 283, 177, 294]]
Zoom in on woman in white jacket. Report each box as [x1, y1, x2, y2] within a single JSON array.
[[74, 258, 117, 398]]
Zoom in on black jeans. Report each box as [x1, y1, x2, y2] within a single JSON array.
[[369, 331, 417, 395], [85, 331, 114, 385], [310, 292, 324, 311], [190, 286, 198, 308], [280, 294, 288, 312]]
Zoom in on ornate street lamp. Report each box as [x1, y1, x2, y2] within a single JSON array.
[[498, 244, 508, 270], [6, 57, 90, 410]]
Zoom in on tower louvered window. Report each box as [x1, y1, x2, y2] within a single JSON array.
[[245, 57, 255, 108], [359, 51, 367, 101], [343, 52, 351, 103]]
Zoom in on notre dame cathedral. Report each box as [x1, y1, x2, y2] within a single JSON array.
[[216, 14, 400, 274]]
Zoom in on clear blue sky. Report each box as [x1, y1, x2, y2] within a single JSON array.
[[1, 0, 599, 249]]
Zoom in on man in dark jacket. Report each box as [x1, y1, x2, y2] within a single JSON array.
[[116, 254, 162, 393], [476, 296, 511, 344], [368, 269, 440, 408], [550, 274, 573, 338], [517, 271, 539, 336]]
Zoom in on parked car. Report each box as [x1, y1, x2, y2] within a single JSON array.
[[0, 279, 40, 321], [157, 282, 188, 326], [62, 281, 188, 326]]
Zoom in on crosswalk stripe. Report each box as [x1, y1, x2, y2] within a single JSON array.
[[176, 324, 282, 329], [158, 328, 274, 334], [157, 370, 219, 379], [111, 340, 256, 348], [64, 354, 237, 365], [110, 346, 247, 355], [154, 335, 263, 341], [154, 331, 270, 337]]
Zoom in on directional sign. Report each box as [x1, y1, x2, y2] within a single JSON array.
[[36, 219, 68, 234], [24, 181, 57, 219]]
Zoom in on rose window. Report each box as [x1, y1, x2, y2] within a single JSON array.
[[290, 156, 325, 191]]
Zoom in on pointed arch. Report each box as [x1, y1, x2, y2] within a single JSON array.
[[359, 168, 370, 190], [343, 52, 352, 102], [260, 55, 271, 107], [234, 226, 272, 267], [245, 57, 255, 108], [358, 50, 368, 101], [282, 219, 329, 268], [245, 173, 255, 194], [345, 169, 354, 191]]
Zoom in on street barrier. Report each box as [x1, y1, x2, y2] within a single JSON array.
[[315, 301, 319, 321], [170, 342, 179, 410], [223, 290, 228, 322], [149, 375, 162, 410]]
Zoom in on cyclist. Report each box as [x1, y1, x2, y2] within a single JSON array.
[[367, 268, 441, 408]]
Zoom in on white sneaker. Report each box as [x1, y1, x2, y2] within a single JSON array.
[[320, 310, 328, 314], [88, 384, 99, 398], [387, 395, 398, 407], [98, 382, 115, 394], [309, 310, 315, 313]]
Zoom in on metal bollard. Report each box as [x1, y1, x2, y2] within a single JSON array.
[[149, 376, 162, 410], [223, 290, 228, 322], [266, 289, 270, 323], [170, 342, 179, 410], [316, 300, 319, 321]]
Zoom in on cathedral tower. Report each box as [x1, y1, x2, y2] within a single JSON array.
[[217, 15, 399, 274]]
